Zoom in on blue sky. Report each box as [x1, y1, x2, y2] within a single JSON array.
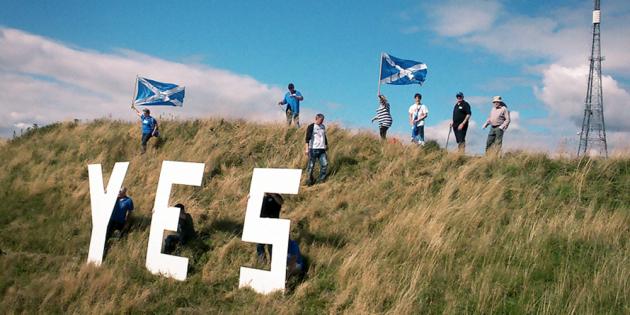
[[1, 0, 629, 154]]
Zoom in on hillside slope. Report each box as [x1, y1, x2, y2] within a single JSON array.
[[0, 119, 628, 314]]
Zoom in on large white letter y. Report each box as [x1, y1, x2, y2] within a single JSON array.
[[86, 162, 129, 265]]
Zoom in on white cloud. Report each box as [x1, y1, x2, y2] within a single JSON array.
[[430, 0, 630, 74], [534, 63, 630, 132], [430, 0, 502, 37], [0, 28, 286, 137]]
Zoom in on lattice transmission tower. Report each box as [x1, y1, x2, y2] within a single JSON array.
[[578, 0, 608, 157]]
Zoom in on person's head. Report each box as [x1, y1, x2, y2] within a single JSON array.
[[265, 193, 284, 205], [288, 83, 295, 93], [456, 91, 464, 102], [492, 96, 504, 108], [315, 113, 325, 124], [414, 93, 422, 103], [142, 108, 150, 116], [118, 187, 127, 198], [174, 203, 186, 213]]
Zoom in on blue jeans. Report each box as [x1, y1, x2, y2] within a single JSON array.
[[411, 125, 425, 143], [307, 149, 328, 183]]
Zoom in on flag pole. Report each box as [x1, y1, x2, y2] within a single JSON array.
[[131, 75, 138, 108], [377, 52, 383, 96]]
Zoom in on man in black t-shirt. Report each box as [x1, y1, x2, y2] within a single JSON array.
[[256, 193, 284, 263], [451, 92, 472, 153]]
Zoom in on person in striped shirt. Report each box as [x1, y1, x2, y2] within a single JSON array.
[[372, 95, 393, 140]]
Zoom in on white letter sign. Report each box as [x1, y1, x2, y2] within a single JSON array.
[[145, 161, 204, 281], [87, 162, 129, 265], [239, 168, 301, 294]]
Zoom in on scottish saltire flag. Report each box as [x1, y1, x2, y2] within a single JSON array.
[[380, 53, 427, 85], [133, 77, 185, 107]]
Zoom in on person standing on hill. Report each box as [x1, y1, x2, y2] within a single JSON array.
[[278, 83, 304, 127], [132, 105, 159, 153], [107, 187, 134, 239], [483, 96, 511, 153], [305, 113, 328, 185], [451, 92, 472, 153], [256, 193, 284, 264], [372, 95, 393, 140], [408, 93, 429, 146]]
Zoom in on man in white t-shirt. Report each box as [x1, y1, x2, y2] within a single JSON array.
[[305, 113, 328, 185], [408, 93, 429, 145]]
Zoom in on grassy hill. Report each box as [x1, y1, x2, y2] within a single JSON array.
[[0, 119, 628, 314]]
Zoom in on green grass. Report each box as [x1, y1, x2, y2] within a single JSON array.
[[0, 119, 628, 314]]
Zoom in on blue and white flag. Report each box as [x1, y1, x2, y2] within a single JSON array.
[[380, 53, 427, 85], [133, 77, 185, 107]]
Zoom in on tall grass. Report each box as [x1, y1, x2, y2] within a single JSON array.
[[0, 119, 628, 314]]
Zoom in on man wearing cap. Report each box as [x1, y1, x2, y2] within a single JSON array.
[[278, 83, 304, 127], [451, 92, 472, 152], [483, 96, 511, 153], [107, 187, 134, 239], [132, 105, 159, 153]]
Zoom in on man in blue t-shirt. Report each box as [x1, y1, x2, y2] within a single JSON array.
[[278, 83, 304, 127], [108, 187, 134, 238], [132, 105, 159, 153]]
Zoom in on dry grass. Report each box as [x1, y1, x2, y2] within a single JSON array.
[[0, 119, 628, 314]]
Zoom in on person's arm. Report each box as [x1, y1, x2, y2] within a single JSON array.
[[293, 91, 304, 101], [132, 105, 142, 117], [152, 119, 159, 135], [483, 112, 490, 128], [304, 124, 313, 155], [409, 111, 414, 126], [418, 108, 428, 121], [278, 96, 287, 106], [458, 114, 471, 130], [287, 256, 298, 274], [458, 103, 471, 130], [124, 199, 134, 221], [500, 108, 510, 130]]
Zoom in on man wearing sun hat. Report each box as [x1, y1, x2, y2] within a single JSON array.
[[482, 96, 511, 153]]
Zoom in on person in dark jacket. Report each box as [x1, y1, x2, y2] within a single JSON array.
[[372, 95, 393, 140], [305, 114, 328, 185], [450, 92, 472, 153], [163, 203, 195, 254]]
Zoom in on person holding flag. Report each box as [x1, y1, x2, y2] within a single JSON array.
[[278, 83, 304, 127], [372, 95, 393, 140], [132, 105, 159, 153], [130, 76, 185, 153]]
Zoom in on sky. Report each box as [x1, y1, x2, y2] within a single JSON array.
[[1, 0, 629, 155]]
